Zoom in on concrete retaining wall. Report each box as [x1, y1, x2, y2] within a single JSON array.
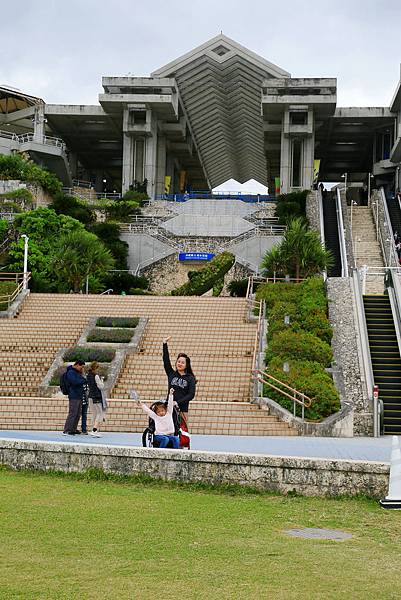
[[0, 438, 389, 498]]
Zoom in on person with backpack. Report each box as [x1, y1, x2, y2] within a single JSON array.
[[62, 360, 87, 436]]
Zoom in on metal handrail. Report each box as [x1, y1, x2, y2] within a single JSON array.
[[0, 272, 30, 309], [351, 267, 377, 435], [336, 188, 349, 277], [0, 130, 65, 150], [380, 187, 399, 267], [253, 368, 312, 420], [100, 288, 113, 295]]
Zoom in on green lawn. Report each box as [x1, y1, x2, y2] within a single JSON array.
[[1, 467, 401, 600]]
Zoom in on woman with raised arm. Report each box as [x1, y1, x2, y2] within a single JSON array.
[[162, 336, 196, 424]]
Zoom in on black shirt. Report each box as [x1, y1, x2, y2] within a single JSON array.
[[163, 343, 196, 412]]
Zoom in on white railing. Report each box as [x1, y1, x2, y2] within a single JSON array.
[[0, 130, 66, 151]]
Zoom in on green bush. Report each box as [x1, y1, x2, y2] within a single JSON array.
[[265, 357, 340, 420], [227, 278, 248, 297], [102, 271, 148, 294], [0, 201, 23, 213], [0, 187, 34, 209], [63, 347, 115, 363], [49, 193, 95, 226], [266, 329, 332, 367], [96, 317, 139, 328], [128, 287, 155, 295], [275, 190, 308, 225], [122, 190, 148, 204], [0, 154, 62, 196], [171, 252, 235, 296], [256, 281, 299, 309], [0, 281, 17, 311], [87, 328, 135, 343], [0, 219, 8, 242], [104, 199, 141, 221]]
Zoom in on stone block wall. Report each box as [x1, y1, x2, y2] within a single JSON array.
[[0, 439, 389, 498], [326, 277, 372, 435]]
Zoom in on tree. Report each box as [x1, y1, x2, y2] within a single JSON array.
[[261, 218, 333, 281], [49, 193, 95, 226], [8, 208, 86, 291], [52, 230, 115, 292]]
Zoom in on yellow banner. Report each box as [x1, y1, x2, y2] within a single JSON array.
[[313, 159, 321, 181], [164, 175, 171, 194]]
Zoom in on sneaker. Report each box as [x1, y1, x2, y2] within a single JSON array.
[[63, 431, 75, 436], [73, 431, 81, 434], [81, 431, 88, 435], [89, 431, 101, 438]]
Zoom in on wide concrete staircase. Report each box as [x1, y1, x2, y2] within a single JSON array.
[[0, 294, 295, 436], [351, 206, 385, 294]]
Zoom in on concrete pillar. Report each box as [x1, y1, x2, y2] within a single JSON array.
[[279, 128, 291, 194], [144, 125, 158, 200], [155, 135, 167, 197], [33, 104, 45, 142], [122, 133, 134, 194], [302, 135, 315, 190]]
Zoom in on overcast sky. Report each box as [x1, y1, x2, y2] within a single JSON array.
[[1, 0, 400, 107]]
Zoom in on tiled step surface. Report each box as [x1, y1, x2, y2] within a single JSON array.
[[0, 397, 296, 436], [0, 293, 299, 436]]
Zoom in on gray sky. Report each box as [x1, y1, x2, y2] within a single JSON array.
[[1, 0, 400, 107]]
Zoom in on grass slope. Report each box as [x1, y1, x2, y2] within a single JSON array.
[[1, 468, 401, 599]]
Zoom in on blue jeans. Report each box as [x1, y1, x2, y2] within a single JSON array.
[[81, 402, 88, 433], [154, 434, 180, 449]]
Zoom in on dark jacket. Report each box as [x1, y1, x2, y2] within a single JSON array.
[[87, 371, 102, 403], [66, 365, 87, 401], [163, 343, 196, 412]]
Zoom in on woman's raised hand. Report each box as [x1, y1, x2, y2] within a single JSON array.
[[163, 336, 171, 344]]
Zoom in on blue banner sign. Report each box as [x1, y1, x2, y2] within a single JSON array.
[[178, 252, 215, 262]]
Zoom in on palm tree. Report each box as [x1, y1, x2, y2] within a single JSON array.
[[261, 218, 333, 280], [52, 230, 115, 292]]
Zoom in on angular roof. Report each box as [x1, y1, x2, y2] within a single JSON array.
[[152, 35, 290, 187]]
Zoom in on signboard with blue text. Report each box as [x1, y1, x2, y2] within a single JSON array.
[[178, 252, 215, 262]]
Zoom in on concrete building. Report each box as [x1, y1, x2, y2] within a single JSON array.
[[1, 35, 401, 196]]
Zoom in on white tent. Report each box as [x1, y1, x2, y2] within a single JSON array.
[[241, 179, 269, 195], [212, 178, 243, 195], [212, 178, 268, 195]]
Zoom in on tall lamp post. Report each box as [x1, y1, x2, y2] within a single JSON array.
[[21, 234, 29, 290]]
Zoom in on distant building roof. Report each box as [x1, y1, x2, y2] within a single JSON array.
[[0, 85, 44, 114]]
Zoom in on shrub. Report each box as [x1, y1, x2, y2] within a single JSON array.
[[171, 252, 235, 296], [0, 219, 8, 242], [63, 347, 115, 363], [0, 281, 17, 310], [264, 357, 340, 420], [0, 201, 22, 213], [256, 281, 299, 309], [227, 278, 248, 297], [104, 199, 141, 221], [0, 187, 34, 209], [87, 328, 135, 343], [266, 329, 332, 367], [275, 190, 308, 225], [0, 154, 62, 196], [128, 287, 155, 295], [122, 190, 148, 204], [96, 317, 139, 328], [49, 193, 95, 226]]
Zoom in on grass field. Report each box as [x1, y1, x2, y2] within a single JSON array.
[[1, 466, 401, 600]]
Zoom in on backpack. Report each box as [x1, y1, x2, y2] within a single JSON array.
[[60, 370, 70, 395]]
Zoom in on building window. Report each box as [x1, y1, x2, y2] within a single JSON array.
[[291, 139, 303, 187], [290, 111, 308, 125]]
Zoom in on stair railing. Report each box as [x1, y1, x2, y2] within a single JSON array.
[[351, 268, 377, 435], [336, 188, 348, 277], [379, 187, 399, 267], [250, 300, 266, 400], [253, 369, 312, 420], [386, 269, 401, 362]]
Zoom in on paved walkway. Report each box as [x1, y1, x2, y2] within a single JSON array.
[[0, 431, 394, 463]]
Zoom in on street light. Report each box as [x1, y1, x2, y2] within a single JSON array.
[[20, 234, 29, 290], [367, 173, 374, 206]]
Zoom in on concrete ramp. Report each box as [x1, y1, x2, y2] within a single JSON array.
[[230, 236, 282, 272], [161, 214, 255, 237], [120, 233, 174, 272]]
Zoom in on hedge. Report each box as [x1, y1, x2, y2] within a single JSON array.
[[171, 252, 235, 296], [265, 357, 340, 420], [96, 317, 139, 328], [63, 347, 115, 363], [266, 329, 332, 367], [87, 328, 135, 343]]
